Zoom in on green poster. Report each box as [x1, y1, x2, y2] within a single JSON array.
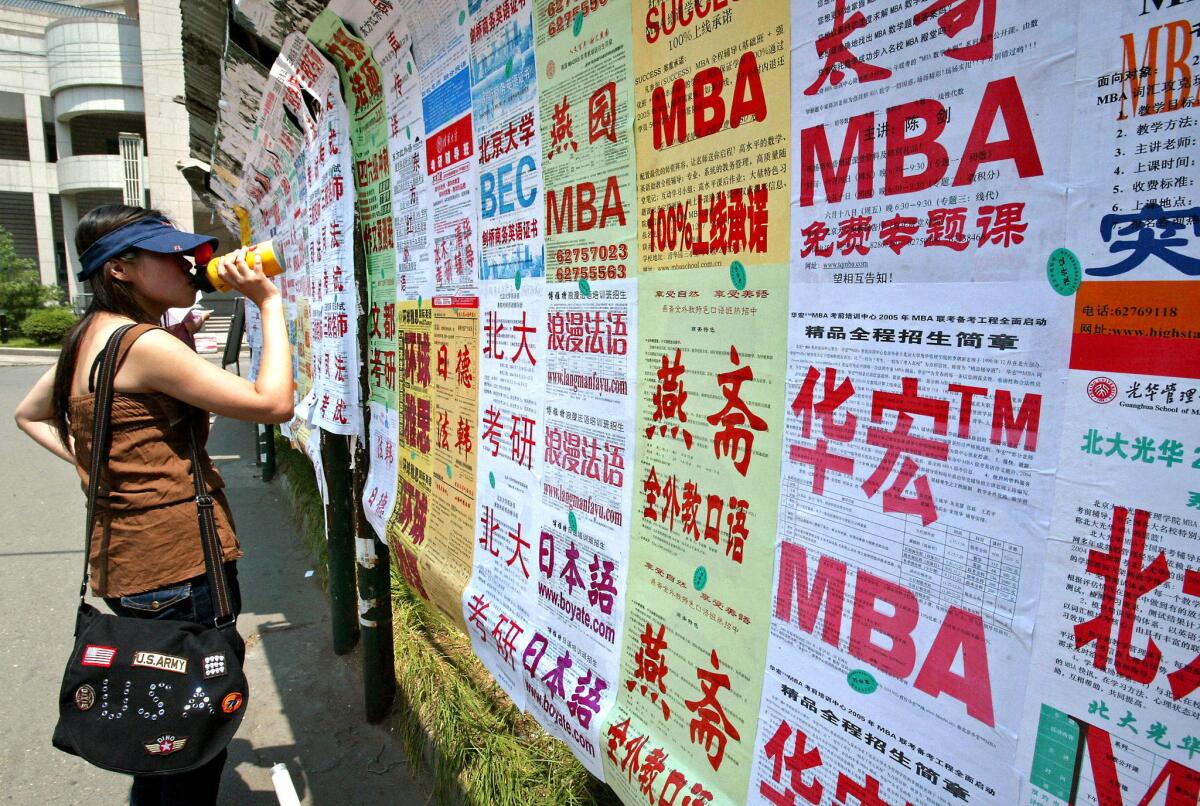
[[308, 10, 397, 407], [602, 264, 788, 803]]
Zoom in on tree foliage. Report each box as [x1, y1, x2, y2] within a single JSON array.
[[0, 224, 62, 324]]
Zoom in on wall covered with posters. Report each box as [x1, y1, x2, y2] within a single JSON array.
[[211, 1, 1200, 803]]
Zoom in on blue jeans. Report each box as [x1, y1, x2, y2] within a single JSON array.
[[104, 563, 242, 806]]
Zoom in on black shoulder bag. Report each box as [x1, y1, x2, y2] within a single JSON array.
[[53, 324, 249, 774]]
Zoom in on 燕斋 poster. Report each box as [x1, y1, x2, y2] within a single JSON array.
[[603, 265, 788, 804]]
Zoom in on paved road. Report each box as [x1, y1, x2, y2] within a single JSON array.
[[0, 363, 432, 804]]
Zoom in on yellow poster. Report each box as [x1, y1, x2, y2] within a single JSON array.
[[387, 301, 435, 595], [602, 264, 788, 802], [632, 0, 789, 272], [423, 296, 481, 630]]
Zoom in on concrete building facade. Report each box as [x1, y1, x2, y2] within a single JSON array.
[[0, 0, 231, 303]]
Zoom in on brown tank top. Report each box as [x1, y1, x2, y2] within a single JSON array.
[[68, 324, 242, 597]]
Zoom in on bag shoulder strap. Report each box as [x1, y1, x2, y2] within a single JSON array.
[[184, 410, 236, 627], [79, 323, 135, 604]]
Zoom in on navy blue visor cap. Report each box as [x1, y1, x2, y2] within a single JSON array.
[[77, 217, 219, 281]]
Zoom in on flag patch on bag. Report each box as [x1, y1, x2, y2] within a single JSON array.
[[132, 651, 187, 674], [145, 735, 188, 755], [202, 653, 226, 679], [81, 644, 117, 667]]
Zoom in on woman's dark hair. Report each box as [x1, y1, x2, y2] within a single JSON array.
[[50, 204, 168, 446]]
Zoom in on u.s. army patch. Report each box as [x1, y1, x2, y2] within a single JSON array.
[[132, 651, 187, 674]]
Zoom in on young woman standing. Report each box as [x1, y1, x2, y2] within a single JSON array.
[[14, 204, 293, 804]]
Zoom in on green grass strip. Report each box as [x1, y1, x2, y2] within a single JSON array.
[[274, 437, 621, 806]]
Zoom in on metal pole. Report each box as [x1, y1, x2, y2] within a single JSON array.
[[351, 226, 395, 722], [262, 423, 276, 482], [321, 430, 360, 655], [354, 436, 395, 722]]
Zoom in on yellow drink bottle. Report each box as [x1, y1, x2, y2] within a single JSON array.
[[197, 240, 285, 293]]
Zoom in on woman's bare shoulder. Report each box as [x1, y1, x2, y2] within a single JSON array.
[[70, 315, 124, 396]]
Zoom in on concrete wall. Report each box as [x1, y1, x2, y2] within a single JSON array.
[[136, 0, 196, 233], [0, 1, 202, 299]]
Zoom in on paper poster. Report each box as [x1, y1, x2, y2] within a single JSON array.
[[199, 4, 1200, 804], [471, 0, 546, 281], [791, 0, 1074, 283], [308, 10, 397, 301], [534, 0, 638, 284], [1016, 5, 1200, 803], [240, 65, 306, 356], [362, 282, 401, 534], [245, 59, 310, 424], [749, 280, 1071, 805], [289, 392, 329, 506], [516, 279, 638, 777], [464, 275, 549, 708], [211, 43, 271, 212], [272, 32, 359, 437], [244, 301, 263, 383], [405, 0, 482, 294], [387, 301, 435, 573], [603, 266, 788, 804], [1066, 2, 1199, 283], [1017, 280, 1200, 806], [310, 10, 399, 536], [425, 296, 481, 630], [362, 402, 400, 537], [382, 32, 437, 304], [233, 0, 326, 49], [288, 298, 315, 432], [633, 0, 790, 272], [333, 0, 439, 301]]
